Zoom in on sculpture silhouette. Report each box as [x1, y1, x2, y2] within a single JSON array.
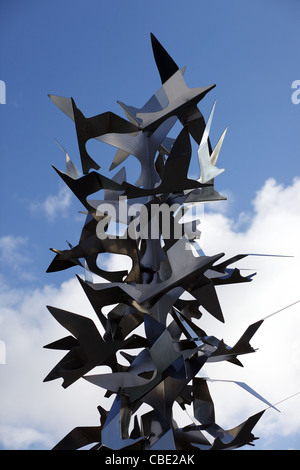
[[45, 33, 296, 451]]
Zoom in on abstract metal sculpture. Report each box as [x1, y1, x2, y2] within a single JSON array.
[[45, 34, 294, 451]]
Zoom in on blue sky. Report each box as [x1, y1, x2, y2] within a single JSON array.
[[0, 0, 299, 450]]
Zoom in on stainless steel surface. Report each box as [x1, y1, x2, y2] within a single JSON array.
[[44, 33, 287, 451]]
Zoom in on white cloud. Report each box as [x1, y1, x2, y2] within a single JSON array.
[[0, 235, 28, 264], [29, 185, 72, 221], [0, 236, 34, 281], [194, 177, 300, 446], [0, 426, 50, 450], [0, 177, 299, 449], [0, 276, 107, 449]]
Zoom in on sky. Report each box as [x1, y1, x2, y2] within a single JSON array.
[[0, 0, 299, 451]]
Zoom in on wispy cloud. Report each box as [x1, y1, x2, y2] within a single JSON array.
[[0, 235, 35, 281], [0, 426, 50, 450], [29, 185, 72, 222]]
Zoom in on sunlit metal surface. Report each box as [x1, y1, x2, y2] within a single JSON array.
[[44, 33, 293, 451]]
